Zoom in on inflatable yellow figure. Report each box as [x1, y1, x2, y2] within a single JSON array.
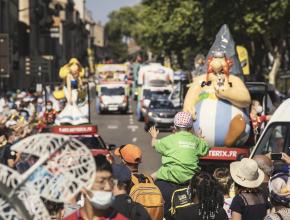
[[183, 52, 251, 147], [55, 58, 88, 125]]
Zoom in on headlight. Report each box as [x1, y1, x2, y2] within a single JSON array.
[[148, 112, 153, 117]]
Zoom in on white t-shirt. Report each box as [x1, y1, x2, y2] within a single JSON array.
[[224, 197, 233, 219]]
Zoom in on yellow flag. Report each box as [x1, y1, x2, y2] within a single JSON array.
[[164, 56, 171, 68], [236, 45, 250, 75]]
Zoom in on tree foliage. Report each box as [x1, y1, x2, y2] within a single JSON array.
[[105, 0, 290, 86]]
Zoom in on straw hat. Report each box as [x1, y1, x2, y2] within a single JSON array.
[[230, 158, 264, 188]]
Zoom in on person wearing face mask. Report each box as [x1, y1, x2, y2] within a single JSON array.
[[42, 100, 57, 126], [250, 100, 271, 143], [64, 155, 128, 220]]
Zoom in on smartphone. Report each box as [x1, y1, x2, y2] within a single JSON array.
[[271, 153, 283, 160]]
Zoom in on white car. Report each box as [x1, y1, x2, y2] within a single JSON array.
[[97, 84, 129, 114]]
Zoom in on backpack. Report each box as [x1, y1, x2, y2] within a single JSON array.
[[129, 173, 164, 220]]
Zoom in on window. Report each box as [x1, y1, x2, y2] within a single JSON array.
[[101, 87, 125, 96], [75, 136, 106, 150], [255, 124, 289, 155]]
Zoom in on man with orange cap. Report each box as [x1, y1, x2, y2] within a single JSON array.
[[114, 144, 142, 173]]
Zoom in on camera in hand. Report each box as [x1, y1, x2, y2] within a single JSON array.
[[271, 153, 282, 160]]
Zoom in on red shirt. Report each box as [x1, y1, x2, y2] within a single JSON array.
[[63, 209, 128, 220]]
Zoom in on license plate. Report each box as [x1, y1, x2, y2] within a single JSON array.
[[159, 118, 174, 123], [108, 105, 118, 111]]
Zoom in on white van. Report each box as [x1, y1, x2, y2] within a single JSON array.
[[97, 83, 129, 114], [250, 98, 290, 157]]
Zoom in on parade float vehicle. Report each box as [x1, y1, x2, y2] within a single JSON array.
[[96, 82, 129, 114], [95, 63, 132, 85], [136, 63, 175, 121], [45, 58, 116, 162], [50, 125, 115, 162], [182, 25, 280, 170], [198, 82, 276, 170]]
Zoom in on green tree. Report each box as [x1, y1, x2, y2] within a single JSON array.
[[106, 0, 290, 86], [105, 6, 141, 61]]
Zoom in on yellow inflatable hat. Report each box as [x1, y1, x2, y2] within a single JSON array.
[[53, 89, 65, 100]]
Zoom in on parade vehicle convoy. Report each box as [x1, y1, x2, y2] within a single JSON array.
[[50, 125, 115, 162], [96, 83, 129, 114], [144, 99, 180, 131]]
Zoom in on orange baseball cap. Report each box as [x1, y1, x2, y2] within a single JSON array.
[[114, 144, 142, 164]]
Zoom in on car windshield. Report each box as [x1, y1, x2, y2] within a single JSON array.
[[75, 136, 106, 150], [149, 100, 174, 109], [254, 123, 290, 155], [101, 87, 125, 96], [143, 89, 171, 99]]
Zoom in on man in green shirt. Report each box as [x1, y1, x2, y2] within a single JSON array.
[[148, 111, 211, 218]]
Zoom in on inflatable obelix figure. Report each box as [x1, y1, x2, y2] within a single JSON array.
[[55, 58, 89, 125], [183, 51, 251, 147]]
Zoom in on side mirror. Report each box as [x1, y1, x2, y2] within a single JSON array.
[[108, 144, 116, 151]]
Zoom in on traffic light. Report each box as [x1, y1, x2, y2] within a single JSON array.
[[0, 34, 10, 78]]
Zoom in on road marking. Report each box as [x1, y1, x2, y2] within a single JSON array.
[[127, 125, 138, 132], [132, 137, 138, 142], [107, 125, 118, 129]]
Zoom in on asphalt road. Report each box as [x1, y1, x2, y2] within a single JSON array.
[[94, 100, 170, 175]]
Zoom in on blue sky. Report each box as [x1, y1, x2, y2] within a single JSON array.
[[86, 0, 141, 25]]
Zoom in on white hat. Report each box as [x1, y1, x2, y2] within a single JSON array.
[[5, 120, 17, 127], [230, 158, 264, 188], [23, 97, 30, 102], [37, 98, 43, 104], [269, 173, 290, 205]]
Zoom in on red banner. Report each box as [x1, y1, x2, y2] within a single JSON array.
[[201, 147, 250, 161], [51, 125, 98, 135]]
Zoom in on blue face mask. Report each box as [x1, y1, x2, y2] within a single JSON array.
[[88, 190, 114, 210]]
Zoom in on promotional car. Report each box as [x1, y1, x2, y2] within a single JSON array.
[[50, 125, 115, 162], [136, 86, 172, 121], [199, 82, 280, 170], [96, 83, 129, 114], [144, 99, 179, 131]]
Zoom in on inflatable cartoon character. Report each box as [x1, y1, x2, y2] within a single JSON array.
[[183, 51, 251, 147], [55, 58, 89, 125]]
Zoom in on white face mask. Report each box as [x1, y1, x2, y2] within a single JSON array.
[[256, 105, 263, 114], [88, 191, 114, 210], [47, 105, 52, 110]]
